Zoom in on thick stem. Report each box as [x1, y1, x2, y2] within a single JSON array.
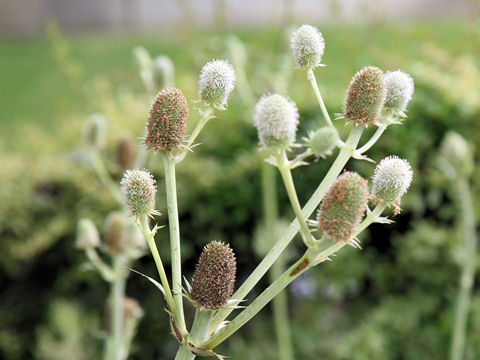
[[174, 310, 214, 360], [110, 255, 127, 360], [450, 178, 477, 360], [306, 68, 336, 133], [203, 202, 386, 349], [162, 153, 186, 333], [139, 216, 176, 316], [208, 125, 364, 334], [276, 151, 315, 247]]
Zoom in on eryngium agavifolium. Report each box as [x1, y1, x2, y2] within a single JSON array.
[[371, 156, 413, 203], [104, 211, 129, 254], [440, 131, 474, 178], [317, 172, 369, 242], [83, 113, 107, 149], [120, 169, 158, 218], [153, 55, 175, 89], [145, 87, 189, 151], [116, 135, 137, 169], [191, 241, 236, 309], [342, 66, 386, 125], [76, 218, 101, 249], [383, 70, 414, 116], [307, 127, 338, 158], [290, 24, 325, 69], [253, 94, 299, 149], [199, 59, 236, 109]]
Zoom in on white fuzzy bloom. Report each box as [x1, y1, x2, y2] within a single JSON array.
[[253, 94, 299, 149], [120, 169, 158, 218], [383, 71, 414, 114], [371, 156, 413, 202], [290, 25, 325, 69], [199, 59, 236, 108]]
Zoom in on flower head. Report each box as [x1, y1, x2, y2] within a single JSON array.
[[145, 87, 189, 151], [116, 135, 137, 169], [104, 211, 130, 254], [383, 70, 414, 117], [290, 25, 325, 69], [440, 131, 473, 178], [306, 127, 338, 158], [253, 94, 299, 150], [317, 172, 369, 243], [153, 55, 175, 89], [83, 113, 107, 149], [75, 218, 101, 249], [191, 241, 236, 309], [199, 59, 236, 109], [342, 66, 386, 125], [371, 156, 413, 203], [120, 169, 158, 218]]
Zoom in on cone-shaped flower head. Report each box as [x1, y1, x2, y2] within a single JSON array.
[[83, 113, 107, 149], [307, 127, 338, 158], [104, 211, 130, 254], [116, 135, 137, 169], [153, 55, 175, 89], [383, 70, 414, 116], [343, 66, 386, 125], [253, 94, 299, 150], [317, 172, 369, 242], [199, 59, 236, 109], [440, 131, 473, 178], [145, 87, 189, 151], [371, 156, 413, 203], [191, 241, 236, 309], [120, 169, 158, 218], [290, 25, 325, 69], [75, 218, 100, 249]]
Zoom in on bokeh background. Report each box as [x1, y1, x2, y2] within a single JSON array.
[[1, 0, 480, 359]]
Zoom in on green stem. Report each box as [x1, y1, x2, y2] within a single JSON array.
[[110, 255, 127, 360], [306, 68, 336, 132], [276, 151, 315, 247], [174, 310, 214, 360], [356, 124, 387, 154], [89, 148, 123, 204], [203, 202, 386, 349], [450, 178, 477, 360], [208, 125, 364, 334], [262, 163, 293, 360], [162, 153, 187, 333], [185, 107, 214, 150], [85, 247, 115, 281], [139, 216, 176, 316]]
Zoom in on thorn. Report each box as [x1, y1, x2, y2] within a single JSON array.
[[352, 151, 375, 163]]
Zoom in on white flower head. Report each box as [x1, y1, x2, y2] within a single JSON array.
[[199, 59, 236, 109], [383, 70, 414, 115], [120, 169, 159, 218], [290, 25, 325, 69], [371, 156, 413, 203], [253, 94, 299, 150]]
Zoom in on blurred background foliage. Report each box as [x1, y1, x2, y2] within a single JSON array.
[[0, 5, 480, 359]]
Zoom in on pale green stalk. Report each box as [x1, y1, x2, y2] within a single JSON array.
[[139, 216, 176, 315], [306, 68, 336, 132], [162, 152, 187, 334], [174, 310, 214, 360], [89, 148, 123, 204], [356, 124, 387, 154], [110, 255, 127, 360], [185, 107, 215, 151], [208, 125, 365, 333], [262, 162, 293, 360], [450, 178, 477, 360], [276, 150, 316, 247], [85, 247, 115, 281], [203, 202, 387, 349]]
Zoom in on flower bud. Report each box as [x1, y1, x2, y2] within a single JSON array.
[[75, 218, 101, 249], [120, 169, 158, 218], [253, 94, 299, 150], [371, 156, 413, 203], [191, 241, 236, 309], [307, 127, 338, 158], [104, 211, 129, 254], [290, 25, 325, 69], [440, 131, 473, 178], [153, 55, 175, 89], [83, 113, 107, 149], [383, 70, 414, 116], [342, 66, 386, 125], [317, 172, 369, 242], [199, 59, 236, 109], [116, 135, 137, 169], [145, 87, 189, 151]]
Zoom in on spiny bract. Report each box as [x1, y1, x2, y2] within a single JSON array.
[[317, 172, 369, 242], [199, 59, 236, 109], [253, 94, 299, 149], [342, 66, 386, 125], [145, 87, 189, 151], [371, 156, 413, 203], [290, 24, 325, 69], [120, 169, 158, 218], [191, 241, 236, 309]]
